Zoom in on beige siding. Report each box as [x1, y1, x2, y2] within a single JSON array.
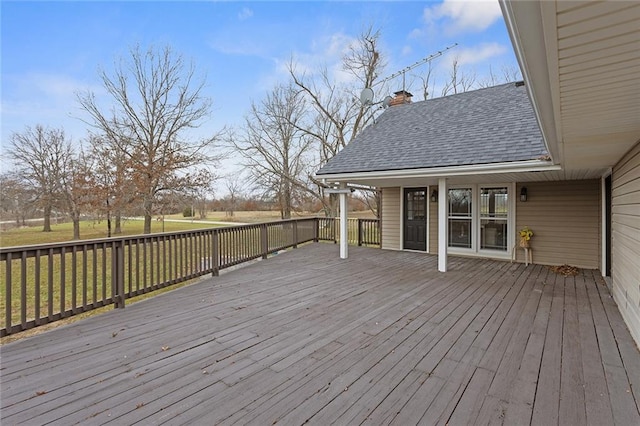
[[381, 187, 401, 250], [612, 141, 640, 347], [515, 180, 600, 269], [428, 193, 438, 254]]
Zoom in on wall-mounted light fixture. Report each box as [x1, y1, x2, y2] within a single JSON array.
[[430, 189, 438, 203], [520, 187, 528, 202]]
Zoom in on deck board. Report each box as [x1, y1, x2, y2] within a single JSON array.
[[1, 243, 639, 425]]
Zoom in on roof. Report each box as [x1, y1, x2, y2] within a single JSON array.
[[317, 82, 547, 176]]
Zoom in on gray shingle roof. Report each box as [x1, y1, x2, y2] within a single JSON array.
[[316, 82, 547, 175]]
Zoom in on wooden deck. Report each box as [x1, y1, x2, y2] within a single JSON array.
[[1, 243, 639, 425]]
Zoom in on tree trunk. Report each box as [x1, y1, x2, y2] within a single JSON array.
[[144, 214, 152, 234], [43, 204, 52, 232], [72, 214, 80, 240], [322, 193, 339, 217], [143, 197, 153, 234], [114, 212, 122, 234], [283, 182, 292, 219]]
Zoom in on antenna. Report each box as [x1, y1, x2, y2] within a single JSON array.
[[373, 43, 458, 90], [358, 44, 457, 110]]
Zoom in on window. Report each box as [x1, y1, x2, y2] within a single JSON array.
[[480, 187, 508, 251], [448, 188, 472, 249], [406, 190, 426, 220], [448, 185, 512, 254]]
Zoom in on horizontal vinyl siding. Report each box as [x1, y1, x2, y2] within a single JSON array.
[[612, 141, 640, 347], [429, 194, 438, 255], [516, 180, 600, 269], [381, 187, 401, 250]]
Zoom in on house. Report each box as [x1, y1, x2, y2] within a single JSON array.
[[317, 0, 640, 347]]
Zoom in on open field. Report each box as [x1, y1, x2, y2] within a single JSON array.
[[163, 209, 376, 223], [0, 210, 376, 248], [0, 219, 221, 248]]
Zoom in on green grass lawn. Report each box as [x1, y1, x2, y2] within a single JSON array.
[[0, 219, 221, 248]]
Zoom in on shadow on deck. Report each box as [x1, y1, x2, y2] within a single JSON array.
[[1, 243, 639, 425]]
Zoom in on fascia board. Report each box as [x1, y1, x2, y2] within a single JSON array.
[[499, 0, 563, 166], [315, 160, 562, 183]]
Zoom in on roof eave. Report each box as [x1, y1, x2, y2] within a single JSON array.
[[499, 0, 563, 166], [316, 160, 561, 184]]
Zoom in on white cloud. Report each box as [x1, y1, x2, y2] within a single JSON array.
[[238, 7, 253, 21], [2, 72, 103, 142], [281, 31, 358, 82], [445, 42, 507, 67], [30, 73, 98, 98], [408, 28, 423, 40], [424, 0, 502, 35], [209, 40, 259, 56]]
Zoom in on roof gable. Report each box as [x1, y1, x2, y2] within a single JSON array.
[[317, 82, 547, 176]]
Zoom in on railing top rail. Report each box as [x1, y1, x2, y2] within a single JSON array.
[[0, 217, 331, 254]]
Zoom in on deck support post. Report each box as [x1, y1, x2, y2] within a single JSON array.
[[438, 178, 448, 272], [212, 231, 219, 276], [114, 240, 125, 308], [261, 224, 269, 259], [339, 183, 349, 259]]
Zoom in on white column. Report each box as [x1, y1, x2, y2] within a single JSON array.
[[438, 178, 448, 272], [339, 184, 349, 259]]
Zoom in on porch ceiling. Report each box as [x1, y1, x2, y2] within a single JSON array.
[[501, 0, 640, 171]]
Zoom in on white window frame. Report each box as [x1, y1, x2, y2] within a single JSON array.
[[447, 185, 475, 254], [448, 183, 515, 259]]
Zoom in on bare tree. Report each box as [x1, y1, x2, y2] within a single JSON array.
[[441, 57, 476, 96], [223, 173, 246, 218], [89, 134, 136, 236], [232, 83, 311, 219], [189, 168, 217, 219], [288, 26, 386, 216], [77, 45, 221, 234], [415, 61, 434, 101], [9, 125, 72, 232], [358, 188, 381, 218], [0, 173, 36, 226], [59, 147, 95, 239], [501, 64, 522, 82], [291, 26, 384, 163], [477, 64, 523, 88]]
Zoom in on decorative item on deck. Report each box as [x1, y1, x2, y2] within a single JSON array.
[[518, 226, 533, 248]]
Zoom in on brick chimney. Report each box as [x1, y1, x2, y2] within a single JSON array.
[[389, 90, 413, 106]]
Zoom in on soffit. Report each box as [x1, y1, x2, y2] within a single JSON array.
[[503, 0, 640, 171], [322, 167, 607, 189]]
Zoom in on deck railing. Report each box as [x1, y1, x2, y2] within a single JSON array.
[[0, 217, 379, 336]]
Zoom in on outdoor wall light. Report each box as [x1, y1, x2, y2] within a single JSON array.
[[431, 189, 438, 202], [520, 187, 528, 202]]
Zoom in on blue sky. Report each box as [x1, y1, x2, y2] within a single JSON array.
[[1, 0, 518, 178]]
